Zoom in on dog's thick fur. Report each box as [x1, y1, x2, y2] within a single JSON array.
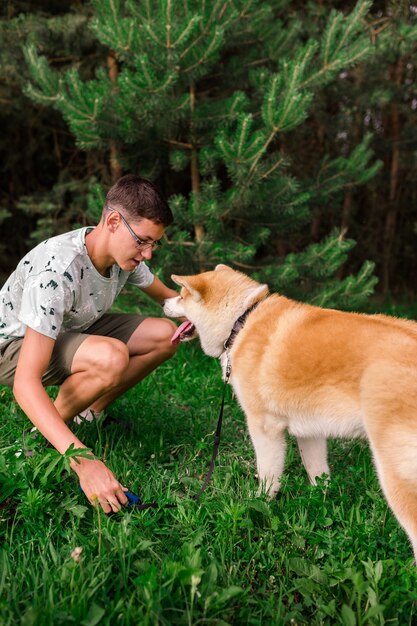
[[164, 264, 417, 560]]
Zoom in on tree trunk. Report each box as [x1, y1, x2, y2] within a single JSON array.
[[310, 118, 326, 240], [190, 84, 205, 263], [382, 57, 404, 294], [107, 53, 123, 183], [340, 190, 353, 232]]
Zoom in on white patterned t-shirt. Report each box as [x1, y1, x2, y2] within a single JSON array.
[[0, 227, 154, 345]]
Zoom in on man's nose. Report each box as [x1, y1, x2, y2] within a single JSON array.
[[142, 246, 153, 260]]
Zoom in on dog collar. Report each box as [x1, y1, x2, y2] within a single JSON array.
[[223, 302, 260, 352]]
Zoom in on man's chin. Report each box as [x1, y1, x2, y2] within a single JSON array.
[[120, 258, 142, 270]]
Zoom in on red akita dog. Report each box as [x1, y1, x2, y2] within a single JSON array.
[[164, 264, 417, 561]]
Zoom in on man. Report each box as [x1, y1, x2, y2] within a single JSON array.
[[0, 174, 182, 513]]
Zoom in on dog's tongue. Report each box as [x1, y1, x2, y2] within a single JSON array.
[[171, 320, 194, 345]]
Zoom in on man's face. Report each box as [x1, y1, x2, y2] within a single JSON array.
[[106, 209, 165, 270]]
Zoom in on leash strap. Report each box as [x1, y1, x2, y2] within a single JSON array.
[[133, 360, 231, 510], [192, 376, 228, 502]]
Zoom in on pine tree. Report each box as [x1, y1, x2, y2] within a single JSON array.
[[0, 2, 98, 273], [289, 0, 417, 296], [23, 0, 382, 309]]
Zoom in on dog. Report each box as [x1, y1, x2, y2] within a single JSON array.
[[164, 264, 417, 560]]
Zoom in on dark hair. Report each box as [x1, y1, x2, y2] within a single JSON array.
[[105, 174, 173, 226]]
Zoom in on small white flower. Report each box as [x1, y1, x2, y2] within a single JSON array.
[[71, 547, 83, 562]]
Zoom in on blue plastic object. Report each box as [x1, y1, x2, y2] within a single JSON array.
[[124, 490, 142, 505], [80, 487, 142, 506]]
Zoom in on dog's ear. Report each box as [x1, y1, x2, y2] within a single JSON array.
[[243, 283, 269, 309], [171, 275, 203, 302], [215, 264, 232, 272]]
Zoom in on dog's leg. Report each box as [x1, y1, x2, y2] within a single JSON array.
[[296, 436, 330, 485], [363, 363, 417, 561], [246, 417, 287, 498], [367, 437, 417, 562]]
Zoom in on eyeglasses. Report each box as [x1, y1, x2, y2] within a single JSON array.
[[106, 206, 162, 251]]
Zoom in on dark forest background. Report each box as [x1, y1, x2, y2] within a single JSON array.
[[0, 0, 416, 301]]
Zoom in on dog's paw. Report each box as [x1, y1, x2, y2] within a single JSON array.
[[256, 479, 280, 499]]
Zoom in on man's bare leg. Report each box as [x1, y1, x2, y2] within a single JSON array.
[[54, 318, 177, 421], [88, 318, 177, 412]]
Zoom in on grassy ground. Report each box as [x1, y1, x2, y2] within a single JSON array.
[[1, 299, 417, 625]]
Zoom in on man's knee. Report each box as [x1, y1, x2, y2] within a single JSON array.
[[90, 338, 130, 386], [127, 318, 179, 358], [155, 319, 178, 356], [146, 318, 178, 355], [158, 319, 177, 341]]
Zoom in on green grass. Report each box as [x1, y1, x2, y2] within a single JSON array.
[[1, 328, 417, 624]]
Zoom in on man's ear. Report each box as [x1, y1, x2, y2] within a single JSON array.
[[171, 275, 203, 302], [105, 208, 121, 233], [242, 284, 269, 309]]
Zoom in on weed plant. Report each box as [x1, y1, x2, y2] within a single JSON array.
[[1, 296, 417, 625]]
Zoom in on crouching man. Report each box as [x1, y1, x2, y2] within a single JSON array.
[[0, 174, 182, 513]]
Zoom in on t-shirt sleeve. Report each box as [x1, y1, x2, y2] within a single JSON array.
[[126, 262, 154, 288], [18, 272, 73, 340]]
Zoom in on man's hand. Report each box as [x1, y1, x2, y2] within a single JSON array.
[[73, 457, 129, 513]]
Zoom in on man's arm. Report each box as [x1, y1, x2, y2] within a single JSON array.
[[140, 275, 179, 305], [13, 328, 128, 513], [13, 329, 85, 454]]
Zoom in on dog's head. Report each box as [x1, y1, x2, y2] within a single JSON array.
[[163, 264, 268, 357]]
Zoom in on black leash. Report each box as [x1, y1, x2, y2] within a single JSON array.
[[191, 360, 231, 502], [133, 361, 231, 510]]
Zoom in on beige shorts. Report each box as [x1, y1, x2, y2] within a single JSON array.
[[0, 313, 145, 387]]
